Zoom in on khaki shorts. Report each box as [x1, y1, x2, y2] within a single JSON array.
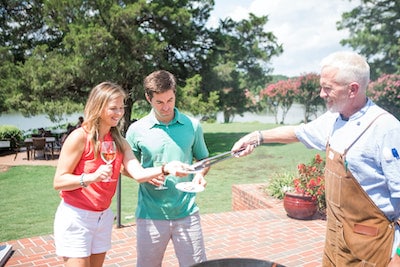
[[136, 212, 207, 267]]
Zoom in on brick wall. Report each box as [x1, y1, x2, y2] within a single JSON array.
[[232, 183, 273, 211]]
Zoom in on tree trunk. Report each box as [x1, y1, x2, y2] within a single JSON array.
[[122, 97, 133, 135]]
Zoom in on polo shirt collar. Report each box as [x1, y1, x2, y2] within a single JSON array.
[[149, 107, 184, 128]]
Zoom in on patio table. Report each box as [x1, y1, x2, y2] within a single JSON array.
[[24, 137, 56, 160]]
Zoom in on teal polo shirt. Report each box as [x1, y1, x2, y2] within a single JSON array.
[[125, 108, 209, 220]]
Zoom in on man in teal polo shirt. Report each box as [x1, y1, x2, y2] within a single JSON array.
[[125, 70, 210, 267]]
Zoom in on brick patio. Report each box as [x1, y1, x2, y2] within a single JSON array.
[[2, 183, 326, 267]]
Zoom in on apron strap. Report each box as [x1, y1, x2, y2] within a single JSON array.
[[343, 112, 388, 157]]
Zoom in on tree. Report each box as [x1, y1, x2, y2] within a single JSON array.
[[368, 74, 400, 119], [201, 14, 283, 123], [0, 0, 63, 114], [0, 48, 20, 113], [1, 1, 282, 127], [1, 0, 216, 130], [295, 73, 324, 123], [337, 0, 400, 79], [0, 0, 59, 63], [177, 74, 219, 119], [259, 79, 299, 124]]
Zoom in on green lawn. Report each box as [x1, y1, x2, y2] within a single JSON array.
[[0, 122, 319, 242]]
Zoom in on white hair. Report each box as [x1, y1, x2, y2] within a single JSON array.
[[320, 51, 370, 90]]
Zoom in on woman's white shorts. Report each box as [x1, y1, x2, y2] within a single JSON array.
[[54, 200, 114, 258]]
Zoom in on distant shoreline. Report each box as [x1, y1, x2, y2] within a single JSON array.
[[0, 104, 326, 131]]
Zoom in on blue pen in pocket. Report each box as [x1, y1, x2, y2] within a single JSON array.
[[392, 148, 399, 160]]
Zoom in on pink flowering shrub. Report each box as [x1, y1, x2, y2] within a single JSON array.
[[368, 74, 400, 119], [259, 79, 300, 124], [295, 73, 324, 122]]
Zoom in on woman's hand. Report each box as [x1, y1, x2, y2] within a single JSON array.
[[92, 164, 113, 182], [164, 161, 191, 176]]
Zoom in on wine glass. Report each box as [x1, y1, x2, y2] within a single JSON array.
[[100, 141, 116, 182], [154, 153, 168, 190]]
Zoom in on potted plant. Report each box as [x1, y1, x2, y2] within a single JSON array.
[[266, 171, 295, 200], [284, 153, 326, 219]]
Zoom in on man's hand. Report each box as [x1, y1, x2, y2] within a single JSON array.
[[231, 131, 260, 157], [388, 254, 400, 267], [148, 174, 165, 186], [192, 173, 207, 188]]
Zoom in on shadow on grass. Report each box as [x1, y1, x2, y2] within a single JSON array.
[[204, 132, 285, 155]]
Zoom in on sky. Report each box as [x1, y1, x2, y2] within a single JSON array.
[[207, 0, 360, 77]]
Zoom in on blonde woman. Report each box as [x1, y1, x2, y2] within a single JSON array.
[[53, 81, 188, 267]]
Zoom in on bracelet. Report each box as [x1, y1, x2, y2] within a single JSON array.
[[80, 173, 88, 188], [161, 164, 169, 175], [257, 131, 263, 146], [397, 247, 400, 256]]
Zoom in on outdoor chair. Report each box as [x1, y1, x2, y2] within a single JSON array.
[[11, 136, 25, 161], [31, 137, 51, 160]]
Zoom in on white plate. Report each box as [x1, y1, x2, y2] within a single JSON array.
[[175, 182, 205, 193]]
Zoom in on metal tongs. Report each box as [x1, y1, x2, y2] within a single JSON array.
[[189, 140, 259, 172]]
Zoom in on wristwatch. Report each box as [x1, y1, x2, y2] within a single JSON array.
[[397, 247, 400, 256]]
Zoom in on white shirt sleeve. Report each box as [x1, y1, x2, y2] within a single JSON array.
[[295, 111, 338, 151]]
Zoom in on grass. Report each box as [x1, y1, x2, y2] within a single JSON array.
[[0, 122, 319, 242], [0, 166, 60, 242]]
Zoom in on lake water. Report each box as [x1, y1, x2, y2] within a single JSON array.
[[0, 112, 83, 132], [215, 103, 325, 124], [217, 103, 325, 124], [0, 104, 325, 132]]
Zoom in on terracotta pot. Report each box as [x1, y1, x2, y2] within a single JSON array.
[[283, 192, 318, 220]]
